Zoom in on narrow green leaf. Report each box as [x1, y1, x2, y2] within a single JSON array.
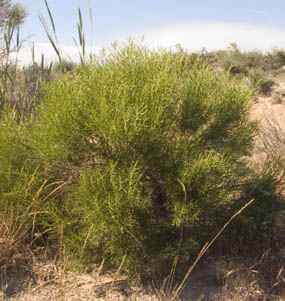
[[77, 23, 83, 46], [78, 8, 83, 30]]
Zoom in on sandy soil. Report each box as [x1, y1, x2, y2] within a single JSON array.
[[1, 260, 222, 301]]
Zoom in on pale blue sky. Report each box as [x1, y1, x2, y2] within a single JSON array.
[[15, 0, 285, 64]]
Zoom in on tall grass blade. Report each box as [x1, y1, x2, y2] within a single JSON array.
[[31, 43, 35, 64], [16, 28, 20, 48], [41, 53, 44, 71], [88, 0, 93, 25], [77, 23, 83, 46], [44, 0, 56, 35], [88, 0, 94, 60], [77, 8, 86, 63], [38, 13, 61, 63], [73, 37, 84, 65], [48, 61, 53, 75], [78, 7, 83, 30], [39, 1, 62, 64]]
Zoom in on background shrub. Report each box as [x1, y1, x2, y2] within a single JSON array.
[[248, 69, 275, 95]]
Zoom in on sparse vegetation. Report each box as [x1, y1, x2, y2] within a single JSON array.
[[248, 69, 275, 95]]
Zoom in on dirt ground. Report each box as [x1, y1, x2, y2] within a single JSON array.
[[1, 71, 284, 301], [1, 259, 222, 301]]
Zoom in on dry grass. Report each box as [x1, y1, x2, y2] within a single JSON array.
[[153, 200, 255, 301]]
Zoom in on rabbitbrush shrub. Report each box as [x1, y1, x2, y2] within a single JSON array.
[[31, 42, 257, 276]]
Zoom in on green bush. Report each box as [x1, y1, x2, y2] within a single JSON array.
[[266, 48, 285, 69], [248, 69, 274, 95], [217, 49, 248, 75], [217, 48, 264, 75], [227, 167, 280, 237], [30, 42, 257, 275], [0, 109, 40, 204], [0, 109, 48, 268]]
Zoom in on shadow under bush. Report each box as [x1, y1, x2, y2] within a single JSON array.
[[210, 164, 284, 297]]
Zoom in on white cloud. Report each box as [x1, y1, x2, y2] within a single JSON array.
[[140, 21, 285, 52], [12, 22, 285, 66], [12, 43, 100, 66]]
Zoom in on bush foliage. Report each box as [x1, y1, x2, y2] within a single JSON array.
[[3, 40, 282, 278], [25, 42, 258, 275], [0, 0, 283, 294]]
